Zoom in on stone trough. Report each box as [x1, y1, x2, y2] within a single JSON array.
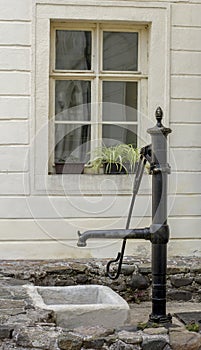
[[25, 284, 130, 329]]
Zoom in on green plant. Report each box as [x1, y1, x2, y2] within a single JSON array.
[[137, 322, 148, 330], [137, 321, 163, 330], [121, 144, 140, 173], [88, 143, 139, 174], [186, 322, 200, 332]]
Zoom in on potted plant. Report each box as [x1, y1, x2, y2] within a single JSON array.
[[87, 144, 139, 174], [55, 156, 85, 174]]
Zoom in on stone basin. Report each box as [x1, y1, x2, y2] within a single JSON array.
[[25, 284, 130, 329]]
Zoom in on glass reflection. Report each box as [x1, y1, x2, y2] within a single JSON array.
[[103, 81, 137, 122], [103, 124, 137, 147], [55, 80, 91, 121], [103, 32, 138, 71], [56, 30, 91, 70], [55, 124, 91, 163]]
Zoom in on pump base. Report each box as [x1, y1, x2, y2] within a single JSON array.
[[149, 313, 172, 324]]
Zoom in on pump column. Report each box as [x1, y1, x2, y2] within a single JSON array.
[[147, 107, 172, 324]]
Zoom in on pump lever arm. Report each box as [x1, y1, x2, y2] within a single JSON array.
[[106, 152, 147, 280]]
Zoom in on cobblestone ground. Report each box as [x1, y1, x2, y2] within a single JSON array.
[[0, 258, 200, 349]]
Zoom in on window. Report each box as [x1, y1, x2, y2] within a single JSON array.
[[49, 23, 148, 174], [34, 2, 169, 194]]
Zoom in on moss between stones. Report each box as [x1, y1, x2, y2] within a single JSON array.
[[185, 323, 200, 332], [137, 322, 160, 330]]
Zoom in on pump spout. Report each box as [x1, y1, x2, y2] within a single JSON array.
[[77, 227, 151, 247]]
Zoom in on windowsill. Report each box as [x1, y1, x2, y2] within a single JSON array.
[[34, 173, 151, 195]]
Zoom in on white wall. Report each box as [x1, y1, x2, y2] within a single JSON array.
[[0, 0, 200, 259], [0, 0, 30, 200], [169, 2, 201, 257]]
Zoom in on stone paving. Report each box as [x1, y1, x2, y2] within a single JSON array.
[[0, 259, 200, 349]]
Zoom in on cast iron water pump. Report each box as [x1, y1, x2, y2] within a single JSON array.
[[77, 107, 172, 324]]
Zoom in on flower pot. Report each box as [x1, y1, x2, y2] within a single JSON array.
[[83, 165, 104, 175], [103, 163, 127, 175], [55, 162, 85, 174], [103, 162, 138, 174]]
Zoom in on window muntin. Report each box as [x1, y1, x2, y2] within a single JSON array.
[[50, 24, 146, 173]]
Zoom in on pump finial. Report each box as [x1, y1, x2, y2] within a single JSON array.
[[155, 107, 163, 127]]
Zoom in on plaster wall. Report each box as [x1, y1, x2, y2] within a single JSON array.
[[0, 0, 200, 259]]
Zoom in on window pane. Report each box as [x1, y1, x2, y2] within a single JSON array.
[[56, 30, 91, 70], [55, 124, 91, 163], [103, 32, 138, 71], [103, 124, 137, 147], [55, 80, 91, 121], [103, 81, 137, 121]]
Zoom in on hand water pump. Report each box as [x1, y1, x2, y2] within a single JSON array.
[[77, 107, 172, 324]]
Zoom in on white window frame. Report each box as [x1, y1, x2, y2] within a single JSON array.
[[32, 1, 170, 195], [49, 22, 148, 174]]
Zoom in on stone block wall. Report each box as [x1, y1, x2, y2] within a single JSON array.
[[1, 258, 200, 303]]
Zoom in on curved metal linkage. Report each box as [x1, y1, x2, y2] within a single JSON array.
[[106, 239, 127, 280], [106, 154, 147, 280]]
